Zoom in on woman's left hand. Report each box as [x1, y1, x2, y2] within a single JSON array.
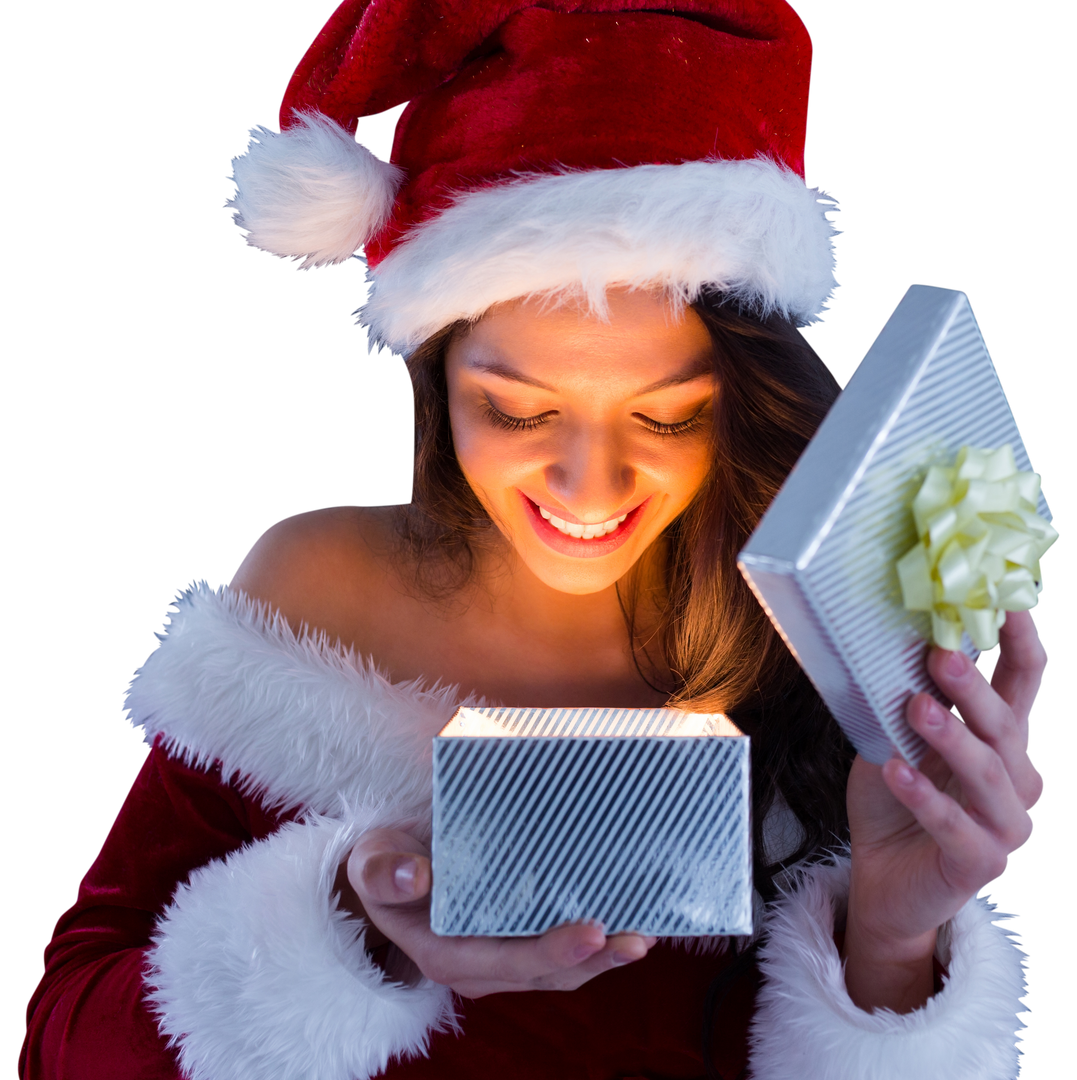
[[843, 609, 1045, 1013]]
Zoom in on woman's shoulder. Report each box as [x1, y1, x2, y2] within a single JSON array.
[[230, 506, 407, 655]]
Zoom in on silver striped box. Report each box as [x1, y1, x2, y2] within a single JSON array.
[[431, 707, 751, 937], [738, 285, 1050, 765]]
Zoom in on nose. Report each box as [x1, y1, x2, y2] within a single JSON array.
[[543, 423, 636, 522]]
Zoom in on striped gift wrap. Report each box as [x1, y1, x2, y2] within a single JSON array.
[[739, 286, 1051, 766], [431, 707, 752, 937]]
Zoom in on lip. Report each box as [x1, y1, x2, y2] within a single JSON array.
[[519, 492, 649, 559]]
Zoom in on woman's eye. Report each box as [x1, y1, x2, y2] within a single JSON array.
[[636, 409, 708, 436], [481, 399, 708, 435], [482, 400, 555, 432]]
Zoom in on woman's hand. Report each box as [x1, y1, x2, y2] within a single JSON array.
[[340, 828, 657, 998], [843, 609, 1045, 1013]]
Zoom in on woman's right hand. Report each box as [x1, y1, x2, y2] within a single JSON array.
[[343, 829, 656, 998]]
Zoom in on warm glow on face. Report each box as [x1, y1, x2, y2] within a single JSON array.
[[445, 289, 716, 595]]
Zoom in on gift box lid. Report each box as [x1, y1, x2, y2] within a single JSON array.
[[738, 285, 1050, 765]]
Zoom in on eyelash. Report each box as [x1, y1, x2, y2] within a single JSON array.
[[638, 410, 707, 437], [482, 401, 706, 436], [482, 401, 554, 432]]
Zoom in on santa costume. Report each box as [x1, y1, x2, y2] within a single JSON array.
[[22, 2, 1027, 1079]]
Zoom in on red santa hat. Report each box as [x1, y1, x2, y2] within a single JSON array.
[[230, 0, 836, 355]]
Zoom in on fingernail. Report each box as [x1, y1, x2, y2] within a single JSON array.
[[894, 762, 917, 786], [945, 650, 968, 677], [573, 942, 601, 962], [922, 700, 947, 728], [393, 858, 417, 895], [612, 950, 638, 965]]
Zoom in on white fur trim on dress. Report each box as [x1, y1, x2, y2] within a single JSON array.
[[362, 158, 838, 354], [230, 112, 404, 269], [146, 812, 456, 1080], [749, 856, 1026, 1080], [126, 583, 466, 819]]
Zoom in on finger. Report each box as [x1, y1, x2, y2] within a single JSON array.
[[522, 933, 657, 992], [906, 695, 1032, 845], [927, 648, 1010, 745], [925, 649, 1041, 806], [352, 854, 613, 961], [347, 829, 433, 907], [990, 610, 1047, 727], [489, 923, 611, 983], [346, 834, 436, 954], [422, 922, 609, 993], [881, 758, 1010, 894], [347, 828, 658, 994], [557, 933, 655, 977], [348, 827, 432, 864], [353, 851, 432, 906], [413, 925, 657, 995]]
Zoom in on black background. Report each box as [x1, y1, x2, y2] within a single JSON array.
[[16, 2, 1058, 1071]]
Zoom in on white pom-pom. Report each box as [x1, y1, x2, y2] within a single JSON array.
[[229, 112, 404, 268]]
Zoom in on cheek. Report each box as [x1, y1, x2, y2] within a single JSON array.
[[683, 443, 714, 494], [449, 412, 541, 496], [447, 392, 491, 487], [633, 437, 713, 505]]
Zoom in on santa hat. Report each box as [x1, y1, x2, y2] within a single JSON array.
[[230, 0, 836, 355]]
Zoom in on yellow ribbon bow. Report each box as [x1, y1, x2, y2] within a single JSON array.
[[896, 445, 1057, 650]]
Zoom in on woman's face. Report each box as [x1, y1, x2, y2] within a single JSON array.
[[445, 289, 716, 595]]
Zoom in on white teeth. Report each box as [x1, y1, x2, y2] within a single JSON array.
[[537, 504, 629, 539]]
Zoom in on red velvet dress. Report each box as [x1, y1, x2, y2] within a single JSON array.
[[21, 585, 1024, 1080], [22, 744, 758, 1080]]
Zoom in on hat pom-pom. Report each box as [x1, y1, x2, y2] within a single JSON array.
[[229, 111, 403, 268]]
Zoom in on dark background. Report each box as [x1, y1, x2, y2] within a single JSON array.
[[16, 2, 1058, 1071]]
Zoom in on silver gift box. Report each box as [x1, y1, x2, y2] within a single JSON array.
[[738, 285, 1050, 765], [431, 707, 751, 937]]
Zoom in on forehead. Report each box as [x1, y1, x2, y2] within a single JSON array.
[[446, 289, 714, 393]]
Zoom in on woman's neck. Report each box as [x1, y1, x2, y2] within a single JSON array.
[[444, 534, 672, 705]]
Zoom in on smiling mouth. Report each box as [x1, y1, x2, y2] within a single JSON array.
[[537, 505, 628, 539], [520, 493, 648, 558]]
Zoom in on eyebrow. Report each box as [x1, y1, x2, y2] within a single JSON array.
[[468, 358, 713, 396]]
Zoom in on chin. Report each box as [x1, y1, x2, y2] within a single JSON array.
[[527, 560, 627, 595], [513, 538, 644, 595]]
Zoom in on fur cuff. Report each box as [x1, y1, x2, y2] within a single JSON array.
[[146, 813, 456, 1080], [750, 857, 1025, 1080]]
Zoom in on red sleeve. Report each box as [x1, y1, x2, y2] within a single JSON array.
[[21, 742, 285, 1080]]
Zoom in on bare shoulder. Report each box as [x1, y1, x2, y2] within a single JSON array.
[[230, 506, 405, 651]]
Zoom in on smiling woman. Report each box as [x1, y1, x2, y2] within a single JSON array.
[[20, 2, 1042, 1079], [219, 284, 856, 1050]]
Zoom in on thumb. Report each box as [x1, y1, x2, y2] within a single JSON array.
[[347, 829, 432, 907]]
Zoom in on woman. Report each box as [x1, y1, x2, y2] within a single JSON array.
[[22, 2, 1038, 1078]]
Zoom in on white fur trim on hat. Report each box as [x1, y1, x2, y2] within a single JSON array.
[[126, 583, 465, 819], [230, 112, 404, 269], [362, 158, 838, 354], [749, 856, 1026, 1080], [146, 812, 457, 1080]]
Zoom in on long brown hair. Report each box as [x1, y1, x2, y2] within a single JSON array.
[[397, 293, 855, 898]]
